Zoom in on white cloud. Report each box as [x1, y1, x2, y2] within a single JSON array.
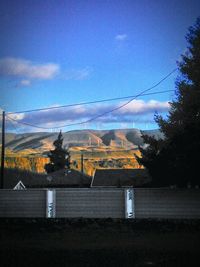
[[115, 34, 127, 41], [19, 79, 31, 86], [0, 57, 93, 85], [63, 67, 92, 80], [8, 113, 25, 121], [119, 100, 170, 114], [0, 57, 60, 80]]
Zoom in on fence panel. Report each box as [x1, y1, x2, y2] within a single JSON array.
[[0, 190, 46, 217], [0, 188, 200, 219], [56, 188, 125, 218], [135, 188, 200, 219]]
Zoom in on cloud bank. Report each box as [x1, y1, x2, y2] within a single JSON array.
[[0, 57, 59, 80], [0, 57, 91, 86], [7, 99, 170, 131]]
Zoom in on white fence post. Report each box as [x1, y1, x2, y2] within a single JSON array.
[[46, 189, 56, 218], [125, 188, 135, 219]]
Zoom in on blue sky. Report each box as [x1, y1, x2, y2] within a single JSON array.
[[0, 0, 200, 132]]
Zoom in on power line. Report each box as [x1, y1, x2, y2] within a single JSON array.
[[2, 89, 174, 117], [7, 77, 177, 115], [7, 89, 175, 115], [6, 116, 21, 133], [6, 69, 177, 130], [6, 90, 172, 130], [6, 114, 50, 130], [59, 68, 177, 128], [5, 68, 177, 130]]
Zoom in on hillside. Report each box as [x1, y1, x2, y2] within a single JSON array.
[[3, 128, 161, 175], [5, 128, 162, 154]]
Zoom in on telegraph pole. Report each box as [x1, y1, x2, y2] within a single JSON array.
[[1, 111, 5, 189], [80, 153, 84, 187], [81, 153, 84, 175]]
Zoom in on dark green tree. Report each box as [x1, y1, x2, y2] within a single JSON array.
[[137, 18, 200, 187], [44, 131, 70, 173]]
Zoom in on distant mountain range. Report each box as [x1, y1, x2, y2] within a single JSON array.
[[5, 128, 163, 154]]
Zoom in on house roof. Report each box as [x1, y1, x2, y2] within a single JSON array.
[[4, 168, 91, 189], [13, 180, 26, 190], [91, 168, 150, 187]]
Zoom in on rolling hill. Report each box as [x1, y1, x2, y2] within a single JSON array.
[[5, 128, 162, 154], [3, 128, 162, 175]]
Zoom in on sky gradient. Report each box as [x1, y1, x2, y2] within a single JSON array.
[[0, 0, 200, 132]]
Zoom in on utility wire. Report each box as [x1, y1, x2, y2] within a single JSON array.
[[2, 89, 174, 117], [6, 68, 177, 130], [6, 116, 21, 133], [7, 68, 177, 115], [6, 90, 173, 130], [6, 114, 51, 130], [55, 68, 177, 129], [7, 89, 174, 115]]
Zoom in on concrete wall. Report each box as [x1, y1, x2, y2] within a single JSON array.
[[0, 190, 46, 217], [135, 188, 200, 219], [56, 189, 124, 218], [0, 188, 200, 219], [0, 188, 125, 218]]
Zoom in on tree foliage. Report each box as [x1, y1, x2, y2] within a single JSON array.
[[44, 131, 70, 173], [137, 18, 200, 187]]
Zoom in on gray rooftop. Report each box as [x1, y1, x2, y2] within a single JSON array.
[[91, 168, 150, 187]]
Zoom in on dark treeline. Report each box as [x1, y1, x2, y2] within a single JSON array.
[[137, 18, 200, 187]]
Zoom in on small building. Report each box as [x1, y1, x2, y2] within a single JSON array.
[[4, 169, 91, 189], [13, 180, 26, 190], [91, 168, 150, 187]]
